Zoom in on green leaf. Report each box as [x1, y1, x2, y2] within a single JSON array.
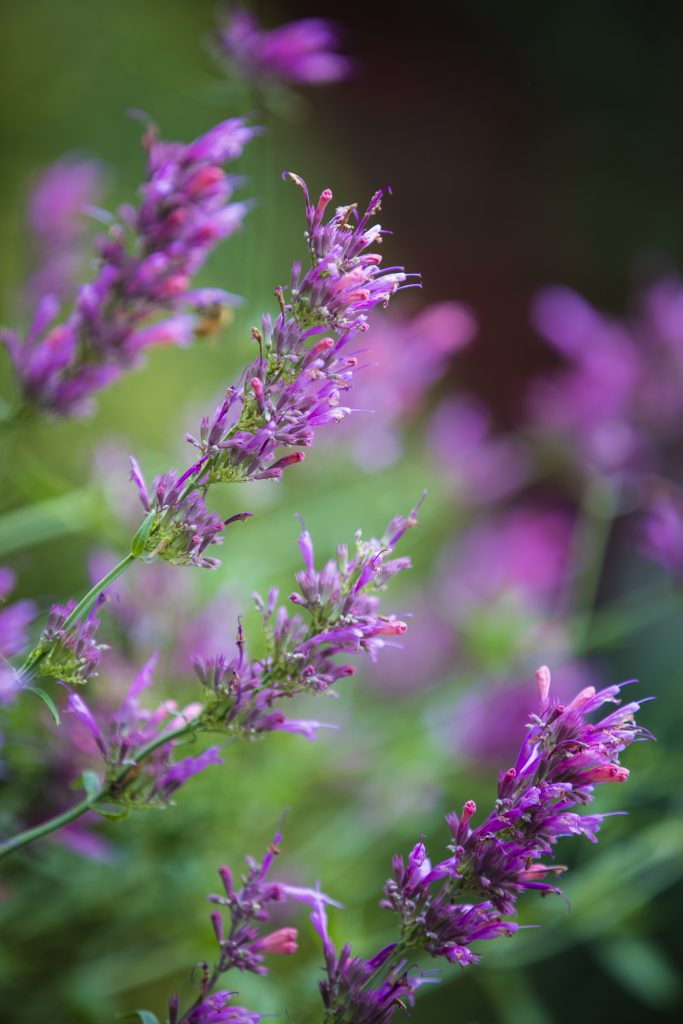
[[117, 1012, 160, 1024], [131, 510, 156, 558], [26, 686, 60, 725], [81, 770, 101, 801], [92, 804, 130, 821]]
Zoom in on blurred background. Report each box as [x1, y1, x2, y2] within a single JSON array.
[[1, 1, 683, 1021]]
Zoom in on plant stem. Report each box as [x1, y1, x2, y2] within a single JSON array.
[[0, 720, 196, 860], [570, 476, 618, 649], [63, 551, 137, 628], [177, 966, 221, 1024]]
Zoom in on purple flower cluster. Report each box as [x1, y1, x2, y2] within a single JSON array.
[[194, 507, 416, 737], [129, 456, 252, 569], [24, 157, 104, 306], [31, 599, 106, 687], [167, 833, 339, 1024], [213, 8, 351, 87], [56, 509, 413, 818], [2, 118, 255, 417], [64, 653, 218, 805], [183, 174, 412, 486], [339, 301, 477, 468], [381, 668, 648, 972], [311, 896, 437, 1024]]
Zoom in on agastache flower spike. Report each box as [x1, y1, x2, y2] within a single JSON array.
[[128, 456, 252, 570], [2, 118, 256, 417], [379, 668, 649, 976], [166, 834, 338, 1023], [182, 175, 414, 488], [193, 506, 416, 739], [30, 598, 107, 686]]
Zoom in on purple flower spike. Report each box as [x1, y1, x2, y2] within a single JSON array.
[[3, 118, 256, 417], [381, 667, 649, 973], [213, 7, 351, 87], [32, 600, 106, 686], [311, 895, 437, 1023], [129, 456, 251, 569], [185, 175, 413, 486]]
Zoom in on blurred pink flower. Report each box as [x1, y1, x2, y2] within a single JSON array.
[[437, 503, 575, 619], [437, 662, 593, 764], [346, 302, 477, 468], [428, 394, 529, 504]]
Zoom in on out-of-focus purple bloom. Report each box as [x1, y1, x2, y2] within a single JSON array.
[[89, 549, 238, 674], [214, 7, 351, 86], [310, 891, 437, 1022], [0, 567, 36, 661], [638, 484, 683, 581], [32, 599, 106, 686], [438, 504, 575, 621], [340, 302, 476, 468], [527, 280, 683, 479], [24, 157, 105, 306], [381, 668, 649, 975], [440, 662, 593, 764], [428, 395, 529, 504], [367, 591, 456, 696], [2, 118, 255, 417], [182, 174, 412, 488], [129, 456, 252, 569]]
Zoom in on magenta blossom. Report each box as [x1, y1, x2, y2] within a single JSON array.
[[24, 156, 105, 306], [342, 301, 477, 468], [214, 7, 351, 86]]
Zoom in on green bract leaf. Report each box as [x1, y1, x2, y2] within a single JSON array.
[[26, 685, 60, 725]]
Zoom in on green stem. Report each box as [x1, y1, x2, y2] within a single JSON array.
[[0, 721, 196, 860], [570, 476, 618, 649], [63, 551, 137, 629], [177, 966, 221, 1024]]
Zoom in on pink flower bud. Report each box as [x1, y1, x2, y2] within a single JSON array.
[[536, 665, 551, 709], [254, 927, 298, 955], [584, 763, 630, 783]]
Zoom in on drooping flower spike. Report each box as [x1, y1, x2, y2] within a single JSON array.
[[2, 118, 256, 417]]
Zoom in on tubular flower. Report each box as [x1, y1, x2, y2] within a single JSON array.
[[213, 7, 351, 87], [183, 174, 414, 486], [381, 668, 650, 972], [2, 118, 256, 417]]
